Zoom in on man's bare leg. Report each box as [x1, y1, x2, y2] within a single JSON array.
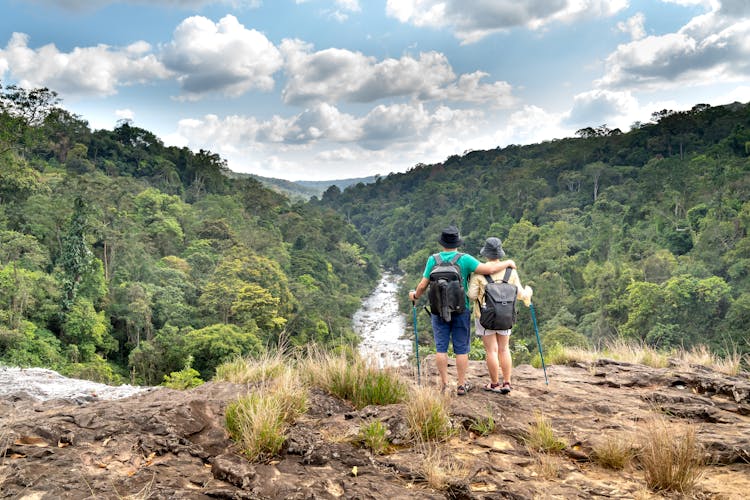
[[456, 353, 468, 388], [436, 352, 448, 391]]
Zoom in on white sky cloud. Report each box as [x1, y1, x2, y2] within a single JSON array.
[[386, 0, 628, 43], [115, 108, 135, 120], [29, 0, 262, 11], [616, 13, 646, 40], [280, 39, 515, 106], [160, 15, 283, 99], [0, 33, 171, 96], [598, 4, 750, 90], [564, 89, 640, 129]]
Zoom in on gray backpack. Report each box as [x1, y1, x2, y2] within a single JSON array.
[[478, 268, 517, 330]]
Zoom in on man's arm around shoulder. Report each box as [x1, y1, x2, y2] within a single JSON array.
[[475, 259, 516, 275]]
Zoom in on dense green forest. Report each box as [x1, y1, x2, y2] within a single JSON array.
[[318, 102, 750, 361], [0, 83, 379, 384]]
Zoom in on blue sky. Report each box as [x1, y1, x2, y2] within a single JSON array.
[[2, 0, 749, 181]]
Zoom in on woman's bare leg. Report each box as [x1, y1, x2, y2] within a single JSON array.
[[481, 335, 500, 385], [498, 334, 512, 384]]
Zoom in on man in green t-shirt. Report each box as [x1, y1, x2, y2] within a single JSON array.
[[409, 226, 516, 396]]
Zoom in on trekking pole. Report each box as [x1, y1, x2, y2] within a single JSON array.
[[411, 296, 421, 385], [529, 302, 549, 385]]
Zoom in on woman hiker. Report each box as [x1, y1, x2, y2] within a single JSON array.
[[468, 237, 532, 394]]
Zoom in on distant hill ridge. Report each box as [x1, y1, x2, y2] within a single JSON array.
[[229, 171, 376, 199]]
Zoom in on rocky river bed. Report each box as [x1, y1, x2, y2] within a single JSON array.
[[352, 271, 413, 368]]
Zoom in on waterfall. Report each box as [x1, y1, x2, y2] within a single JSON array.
[[352, 271, 413, 367]]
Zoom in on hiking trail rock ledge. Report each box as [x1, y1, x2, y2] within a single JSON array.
[[1, 357, 749, 499]]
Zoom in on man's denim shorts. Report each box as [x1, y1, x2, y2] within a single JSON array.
[[431, 310, 471, 355]]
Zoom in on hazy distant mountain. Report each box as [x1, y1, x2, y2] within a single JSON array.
[[229, 172, 376, 199]]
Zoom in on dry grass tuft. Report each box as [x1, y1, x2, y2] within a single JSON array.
[[214, 350, 288, 384], [558, 340, 745, 375], [674, 344, 744, 376], [638, 416, 704, 494], [603, 340, 669, 368], [0, 411, 14, 487], [405, 385, 453, 442], [591, 432, 637, 470], [417, 442, 471, 491], [530, 450, 563, 479]]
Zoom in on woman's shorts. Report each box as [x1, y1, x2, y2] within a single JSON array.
[[475, 318, 511, 337]]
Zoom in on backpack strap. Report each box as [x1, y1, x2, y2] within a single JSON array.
[[432, 253, 443, 266], [449, 252, 463, 265], [485, 274, 494, 284], [501, 267, 513, 283]]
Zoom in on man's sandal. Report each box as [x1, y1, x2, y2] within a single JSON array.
[[457, 382, 472, 396]]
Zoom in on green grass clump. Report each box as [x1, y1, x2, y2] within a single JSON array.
[[225, 393, 288, 462], [468, 408, 496, 436], [303, 348, 408, 409], [359, 419, 389, 454], [524, 412, 567, 453], [223, 366, 308, 462]]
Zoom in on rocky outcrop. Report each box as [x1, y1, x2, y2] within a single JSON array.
[[1, 358, 749, 499]]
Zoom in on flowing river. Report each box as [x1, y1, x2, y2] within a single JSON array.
[[352, 271, 413, 367]]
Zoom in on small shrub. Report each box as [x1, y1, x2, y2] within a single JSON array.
[[468, 337, 485, 360], [359, 419, 389, 455], [162, 355, 204, 389], [638, 417, 704, 493], [405, 386, 453, 442], [592, 433, 636, 470], [532, 342, 565, 368], [524, 411, 567, 453]]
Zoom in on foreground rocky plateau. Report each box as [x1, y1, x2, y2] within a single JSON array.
[[1, 356, 749, 499]]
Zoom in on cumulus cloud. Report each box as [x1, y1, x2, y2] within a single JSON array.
[[0, 32, 171, 96], [617, 13, 646, 40], [172, 101, 439, 149], [161, 15, 283, 99], [385, 0, 628, 44], [280, 39, 515, 107], [564, 89, 640, 129], [169, 99, 489, 178], [598, 2, 750, 90], [29, 0, 261, 12], [115, 108, 135, 120]]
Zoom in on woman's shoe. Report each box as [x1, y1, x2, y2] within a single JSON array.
[[500, 382, 512, 394]]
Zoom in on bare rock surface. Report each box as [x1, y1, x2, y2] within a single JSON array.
[[2, 357, 749, 499]]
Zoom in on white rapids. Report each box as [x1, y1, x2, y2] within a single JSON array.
[[0, 366, 151, 402], [353, 271, 414, 368]]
